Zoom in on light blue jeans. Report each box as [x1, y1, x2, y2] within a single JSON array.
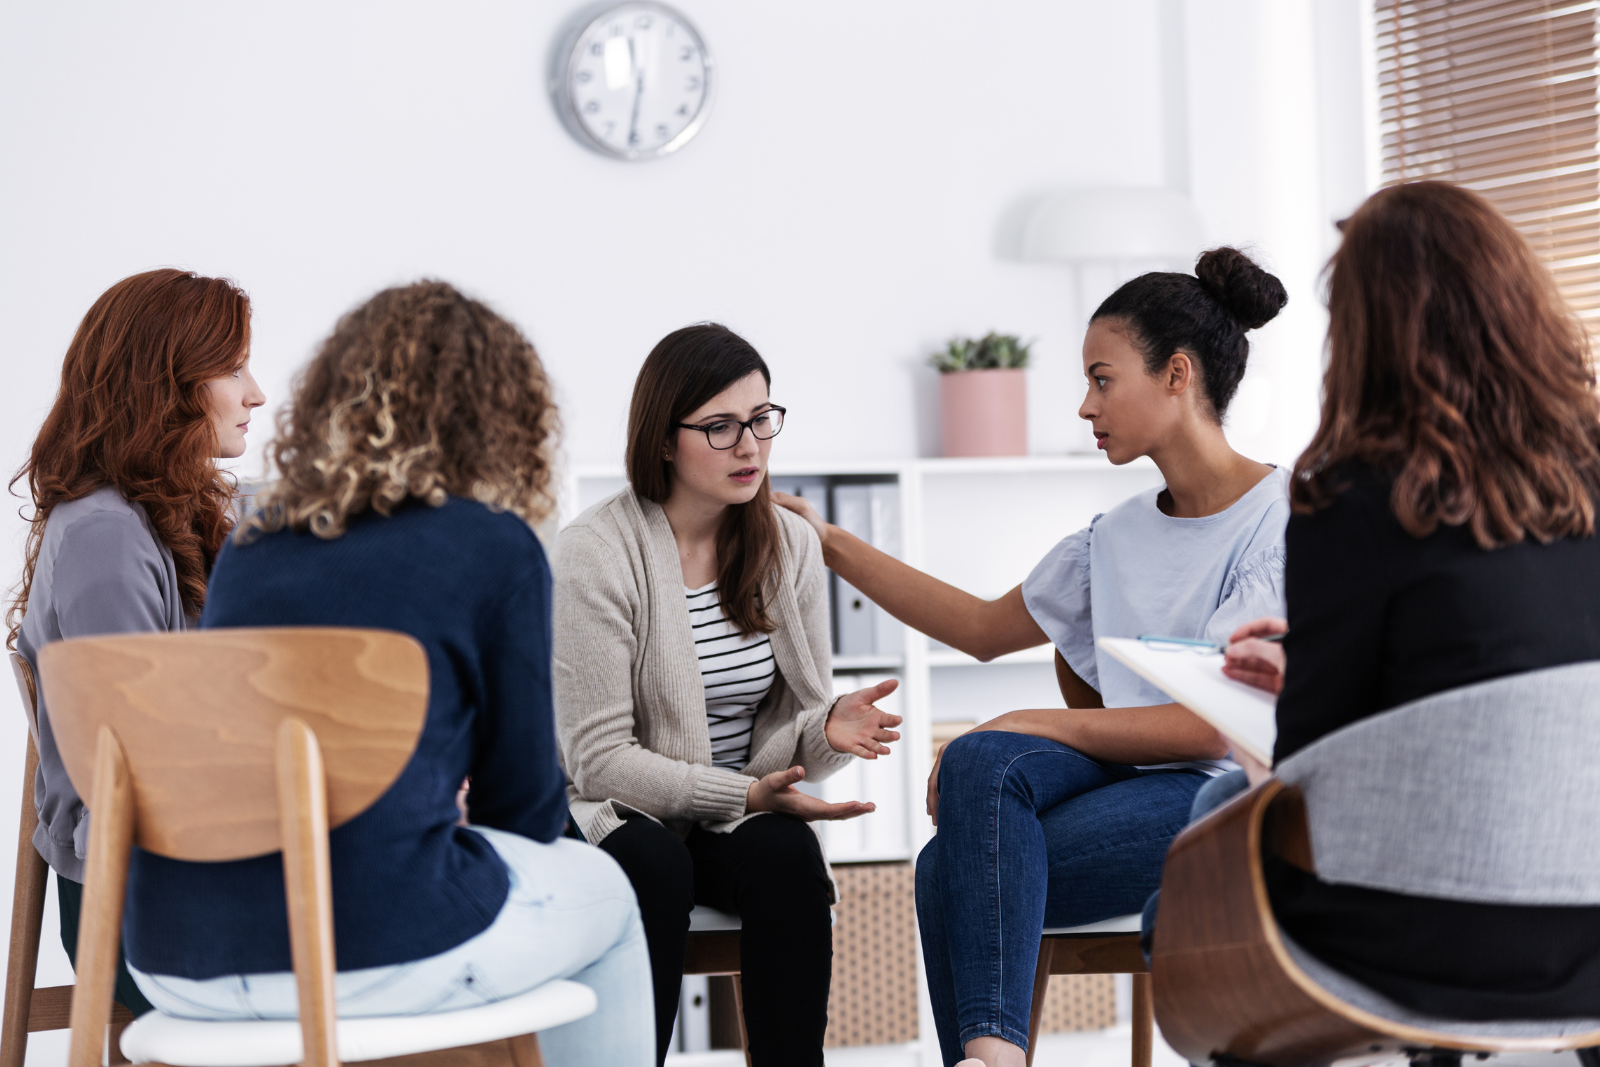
[[129, 827, 654, 1067]]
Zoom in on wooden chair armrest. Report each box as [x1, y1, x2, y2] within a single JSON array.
[[1152, 779, 1392, 1066], [1263, 784, 1314, 874], [1152, 777, 1282, 961]]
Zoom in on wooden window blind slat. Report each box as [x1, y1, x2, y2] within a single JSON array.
[[1377, 0, 1600, 324]]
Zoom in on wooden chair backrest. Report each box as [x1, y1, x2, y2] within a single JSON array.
[[37, 628, 428, 862], [9, 653, 40, 747]]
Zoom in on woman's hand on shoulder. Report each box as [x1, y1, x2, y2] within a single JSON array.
[[746, 766, 874, 821], [1221, 616, 1288, 694], [772, 491, 831, 551], [825, 678, 902, 758]]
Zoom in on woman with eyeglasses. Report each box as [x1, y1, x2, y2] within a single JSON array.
[[553, 323, 902, 1067], [778, 248, 1291, 1067]]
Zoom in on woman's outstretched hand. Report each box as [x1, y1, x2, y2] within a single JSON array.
[[825, 678, 902, 758], [746, 766, 874, 821], [772, 491, 830, 548], [1222, 616, 1288, 694]]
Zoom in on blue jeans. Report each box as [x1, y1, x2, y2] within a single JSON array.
[[130, 828, 655, 1067], [915, 730, 1207, 1064]]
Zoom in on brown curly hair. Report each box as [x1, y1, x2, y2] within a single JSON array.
[[8, 269, 250, 648], [242, 281, 559, 542], [1295, 181, 1600, 547]]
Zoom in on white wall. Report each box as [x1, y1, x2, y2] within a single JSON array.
[[0, 2, 1367, 1058]]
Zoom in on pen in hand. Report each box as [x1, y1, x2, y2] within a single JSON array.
[[1137, 631, 1285, 652]]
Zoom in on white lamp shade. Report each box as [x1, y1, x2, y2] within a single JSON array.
[[1021, 188, 1206, 263]]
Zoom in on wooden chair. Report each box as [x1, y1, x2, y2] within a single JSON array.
[[1154, 663, 1600, 1066], [1154, 780, 1600, 1066], [683, 904, 750, 1065], [1028, 914, 1151, 1067], [963, 655, 1154, 1067], [38, 627, 599, 1067], [1, 652, 133, 1067]]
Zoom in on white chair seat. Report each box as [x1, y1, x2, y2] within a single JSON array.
[[119, 978, 596, 1066], [688, 905, 741, 933], [1041, 912, 1142, 937]]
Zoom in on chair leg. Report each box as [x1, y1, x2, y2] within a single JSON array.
[[730, 975, 752, 1067], [67, 729, 133, 1067], [108, 1017, 131, 1065], [507, 1032, 544, 1067], [1131, 973, 1153, 1067], [2, 738, 46, 1067], [1025, 939, 1054, 1067]]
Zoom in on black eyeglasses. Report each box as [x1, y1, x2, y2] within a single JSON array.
[[676, 406, 786, 450]]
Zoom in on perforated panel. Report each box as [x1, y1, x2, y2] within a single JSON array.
[[823, 862, 1117, 1047]]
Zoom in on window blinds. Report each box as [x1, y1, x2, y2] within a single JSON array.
[[1375, 0, 1600, 329]]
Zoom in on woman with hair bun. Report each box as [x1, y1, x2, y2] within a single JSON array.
[[10, 268, 264, 1017], [779, 247, 1291, 1067]]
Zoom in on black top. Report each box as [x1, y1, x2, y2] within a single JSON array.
[[1276, 465, 1600, 762], [1271, 464, 1600, 1019], [124, 497, 569, 979]]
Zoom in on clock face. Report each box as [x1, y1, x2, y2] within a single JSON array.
[[555, 2, 713, 161]]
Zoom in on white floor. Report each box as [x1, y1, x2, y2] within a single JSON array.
[[661, 1026, 1587, 1067], [17, 1021, 1589, 1066]]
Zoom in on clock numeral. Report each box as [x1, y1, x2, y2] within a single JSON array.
[[685, 75, 701, 91], [679, 46, 694, 61], [603, 121, 616, 136], [676, 103, 689, 116], [635, 14, 652, 28], [628, 131, 640, 145], [575, 70, 592, 84], [584, 100, 601, 114], [589, 41, 603, 56], [655, 123, 669, 137]]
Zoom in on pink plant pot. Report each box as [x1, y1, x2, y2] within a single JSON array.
[[939, 368, 1028, 457]]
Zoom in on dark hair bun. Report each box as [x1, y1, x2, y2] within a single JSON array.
[[1195, 247, 1287, 330]]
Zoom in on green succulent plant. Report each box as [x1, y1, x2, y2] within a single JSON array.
[[929, 331, 1033, 373]]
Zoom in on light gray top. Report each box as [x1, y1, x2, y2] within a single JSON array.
[[1022, 466, 1290, 775], [16, 486, 190, 882]]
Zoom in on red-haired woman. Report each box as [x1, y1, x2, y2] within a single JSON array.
[[1220, 181, 1600, 1017], [8, 268, 265, 1014]]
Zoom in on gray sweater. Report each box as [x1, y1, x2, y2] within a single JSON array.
[[16, 486, 189, 882], [552, 487, 852, 850]]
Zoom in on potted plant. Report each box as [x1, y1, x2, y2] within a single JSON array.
[[929, 332, 1031, 456]]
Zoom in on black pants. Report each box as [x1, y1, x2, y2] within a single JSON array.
[[57, 873, 153, 1017], [595, 813, 833, 1067]]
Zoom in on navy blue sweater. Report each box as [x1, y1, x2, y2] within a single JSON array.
[[123, 497, 568, 979]]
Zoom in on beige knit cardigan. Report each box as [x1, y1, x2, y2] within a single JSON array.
[[552, 486, 852, 850]]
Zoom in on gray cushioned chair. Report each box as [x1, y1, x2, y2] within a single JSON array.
[[1151, 661, 1600, 1067]]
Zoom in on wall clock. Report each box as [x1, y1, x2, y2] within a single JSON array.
[[552, 2, 714, 161]]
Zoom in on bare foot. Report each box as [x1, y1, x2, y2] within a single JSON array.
[[962, 1035, 1027, 1067]]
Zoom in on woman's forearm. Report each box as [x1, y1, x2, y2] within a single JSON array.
[[977, 704, 1230, 765], [823, 526, 1047, 660]]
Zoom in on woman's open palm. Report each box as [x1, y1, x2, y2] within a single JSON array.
[[825, 678, 902, 758]]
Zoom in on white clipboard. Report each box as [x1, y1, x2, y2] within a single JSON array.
[[1097, 636, 1277, 765]]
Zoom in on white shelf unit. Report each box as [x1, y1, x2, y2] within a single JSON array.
[[559, 454, 1165, 866], [563, 454, 1165, 1066]]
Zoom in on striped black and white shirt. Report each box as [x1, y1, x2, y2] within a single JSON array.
[[688, 581, 774, 770]]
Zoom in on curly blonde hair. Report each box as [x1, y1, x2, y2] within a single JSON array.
[[243, 281, 559, 541]]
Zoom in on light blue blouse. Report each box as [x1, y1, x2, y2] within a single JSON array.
[[1021, 466, 1290, 775]]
